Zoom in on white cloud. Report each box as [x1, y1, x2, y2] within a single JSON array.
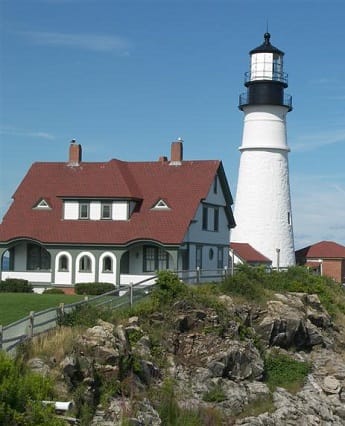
[[0, 127, 55, 140], [20, 31, 131, 53], [291, 129, 345, 152]]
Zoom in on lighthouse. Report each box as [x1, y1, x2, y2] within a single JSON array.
[[231, 33, 295, 268]]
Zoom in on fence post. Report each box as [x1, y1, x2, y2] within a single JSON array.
[[129, 282, 133, 307], [0, 325, 2, 350], [58, 303, 65, 325], [196, 267, 200, 284], [230, 248, 235, 276], [27, 311, 35, 339]]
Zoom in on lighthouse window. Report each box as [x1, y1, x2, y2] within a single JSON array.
[[288, 212, 291, 225]]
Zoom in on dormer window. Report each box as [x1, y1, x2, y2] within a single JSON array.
[[33, 198, 51, 210], [79, 203, 89, 219], [152, 199, 170, 210], [101, 203, 112, 219]]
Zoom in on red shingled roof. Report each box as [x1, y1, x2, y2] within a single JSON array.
[[0, 158, 234, 246], [296, 241, 345, 259], [230, 242, 271, 263]]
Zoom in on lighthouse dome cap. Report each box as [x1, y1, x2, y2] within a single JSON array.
[[250, 32, 284, 56]]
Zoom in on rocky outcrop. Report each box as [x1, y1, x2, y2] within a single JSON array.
[[253, 292, 334, 350], [26, 292, 345, 425]]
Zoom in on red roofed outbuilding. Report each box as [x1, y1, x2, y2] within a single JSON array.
[[230, 242, 272, 267], [0, 140, 235, 289], [295, 241, 345, 284]]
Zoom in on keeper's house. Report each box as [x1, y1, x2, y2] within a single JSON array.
[[0, 140, 235, 289]]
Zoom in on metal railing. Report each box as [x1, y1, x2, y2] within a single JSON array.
[[0, 267, 232, 353], [0, 275, 158, 353], [244, 71, 288, 85], [238, 92, 292, 110]]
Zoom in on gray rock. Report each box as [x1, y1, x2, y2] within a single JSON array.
[[322, 376, 341, 394], [27, 357, 50, 376]]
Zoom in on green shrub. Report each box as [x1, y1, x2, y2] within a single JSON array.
[[43, 288, 65, 294], [221, 265, 345, 319], [59, 303, 113, 327], [202, 383, 226, 402], [74, 282, 116, 295], [0, 278, 33, 293], [264, 351, 311, 393], [154, 379, 224, 425], [0, 351, 65, 425], [151, 271, 188, 305], [220, 264, 267, 302]]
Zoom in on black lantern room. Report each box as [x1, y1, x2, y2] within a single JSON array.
[[239, 33, 292, 111]]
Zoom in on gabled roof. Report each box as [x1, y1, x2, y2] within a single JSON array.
[[296, 241, 345, 260], [230, 242, 271, 264], [0, 157, 235, 246]]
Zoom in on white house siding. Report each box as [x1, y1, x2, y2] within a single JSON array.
[[113, 201, 128, 220], [98, 252, 117, 284], [90, 202, 101, 220], [54, 251, 73, 285], [1, 271, 51, 283], [64, 201, 79, 220]]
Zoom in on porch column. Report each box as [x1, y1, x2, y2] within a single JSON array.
[[0, 247, 7, 280], [166, 249, 179, 271], [113, 250, 126, 288]]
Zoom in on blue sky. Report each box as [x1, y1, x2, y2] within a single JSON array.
[[1, 0, 345, 249]]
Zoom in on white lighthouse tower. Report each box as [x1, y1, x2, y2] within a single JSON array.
[[231, 33, 295, 268]]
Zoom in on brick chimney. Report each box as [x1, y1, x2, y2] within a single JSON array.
[[68, 140, 82, 166], [170, 138, 183, 165]]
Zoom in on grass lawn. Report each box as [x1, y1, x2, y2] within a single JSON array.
[[0, 293, 86, 326]]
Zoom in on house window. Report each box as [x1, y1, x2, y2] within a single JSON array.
[[209, 248, 214, 260], [152, 199, 170, 210], [34, 198, 51, 209], [202, 207, 208, 230], [79, 255, 91, 272], [59, 255, 69, 271], [214, 208, 219, 232], [203, 205, 219, 231], [102, 256, 113, 272], [143, 246, 169, 272], [217, 247, 224, 269], [79, 203, 89, 219], [101, 203, 112, 219], [196, 246, 202, 269], [27, 244, 51, 270]]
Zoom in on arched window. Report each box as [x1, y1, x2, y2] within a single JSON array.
[[58, 255, 69, 271], [27, 244, 51, 270], [102, 256, 112, 272], [79, 255, 92, 272]]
